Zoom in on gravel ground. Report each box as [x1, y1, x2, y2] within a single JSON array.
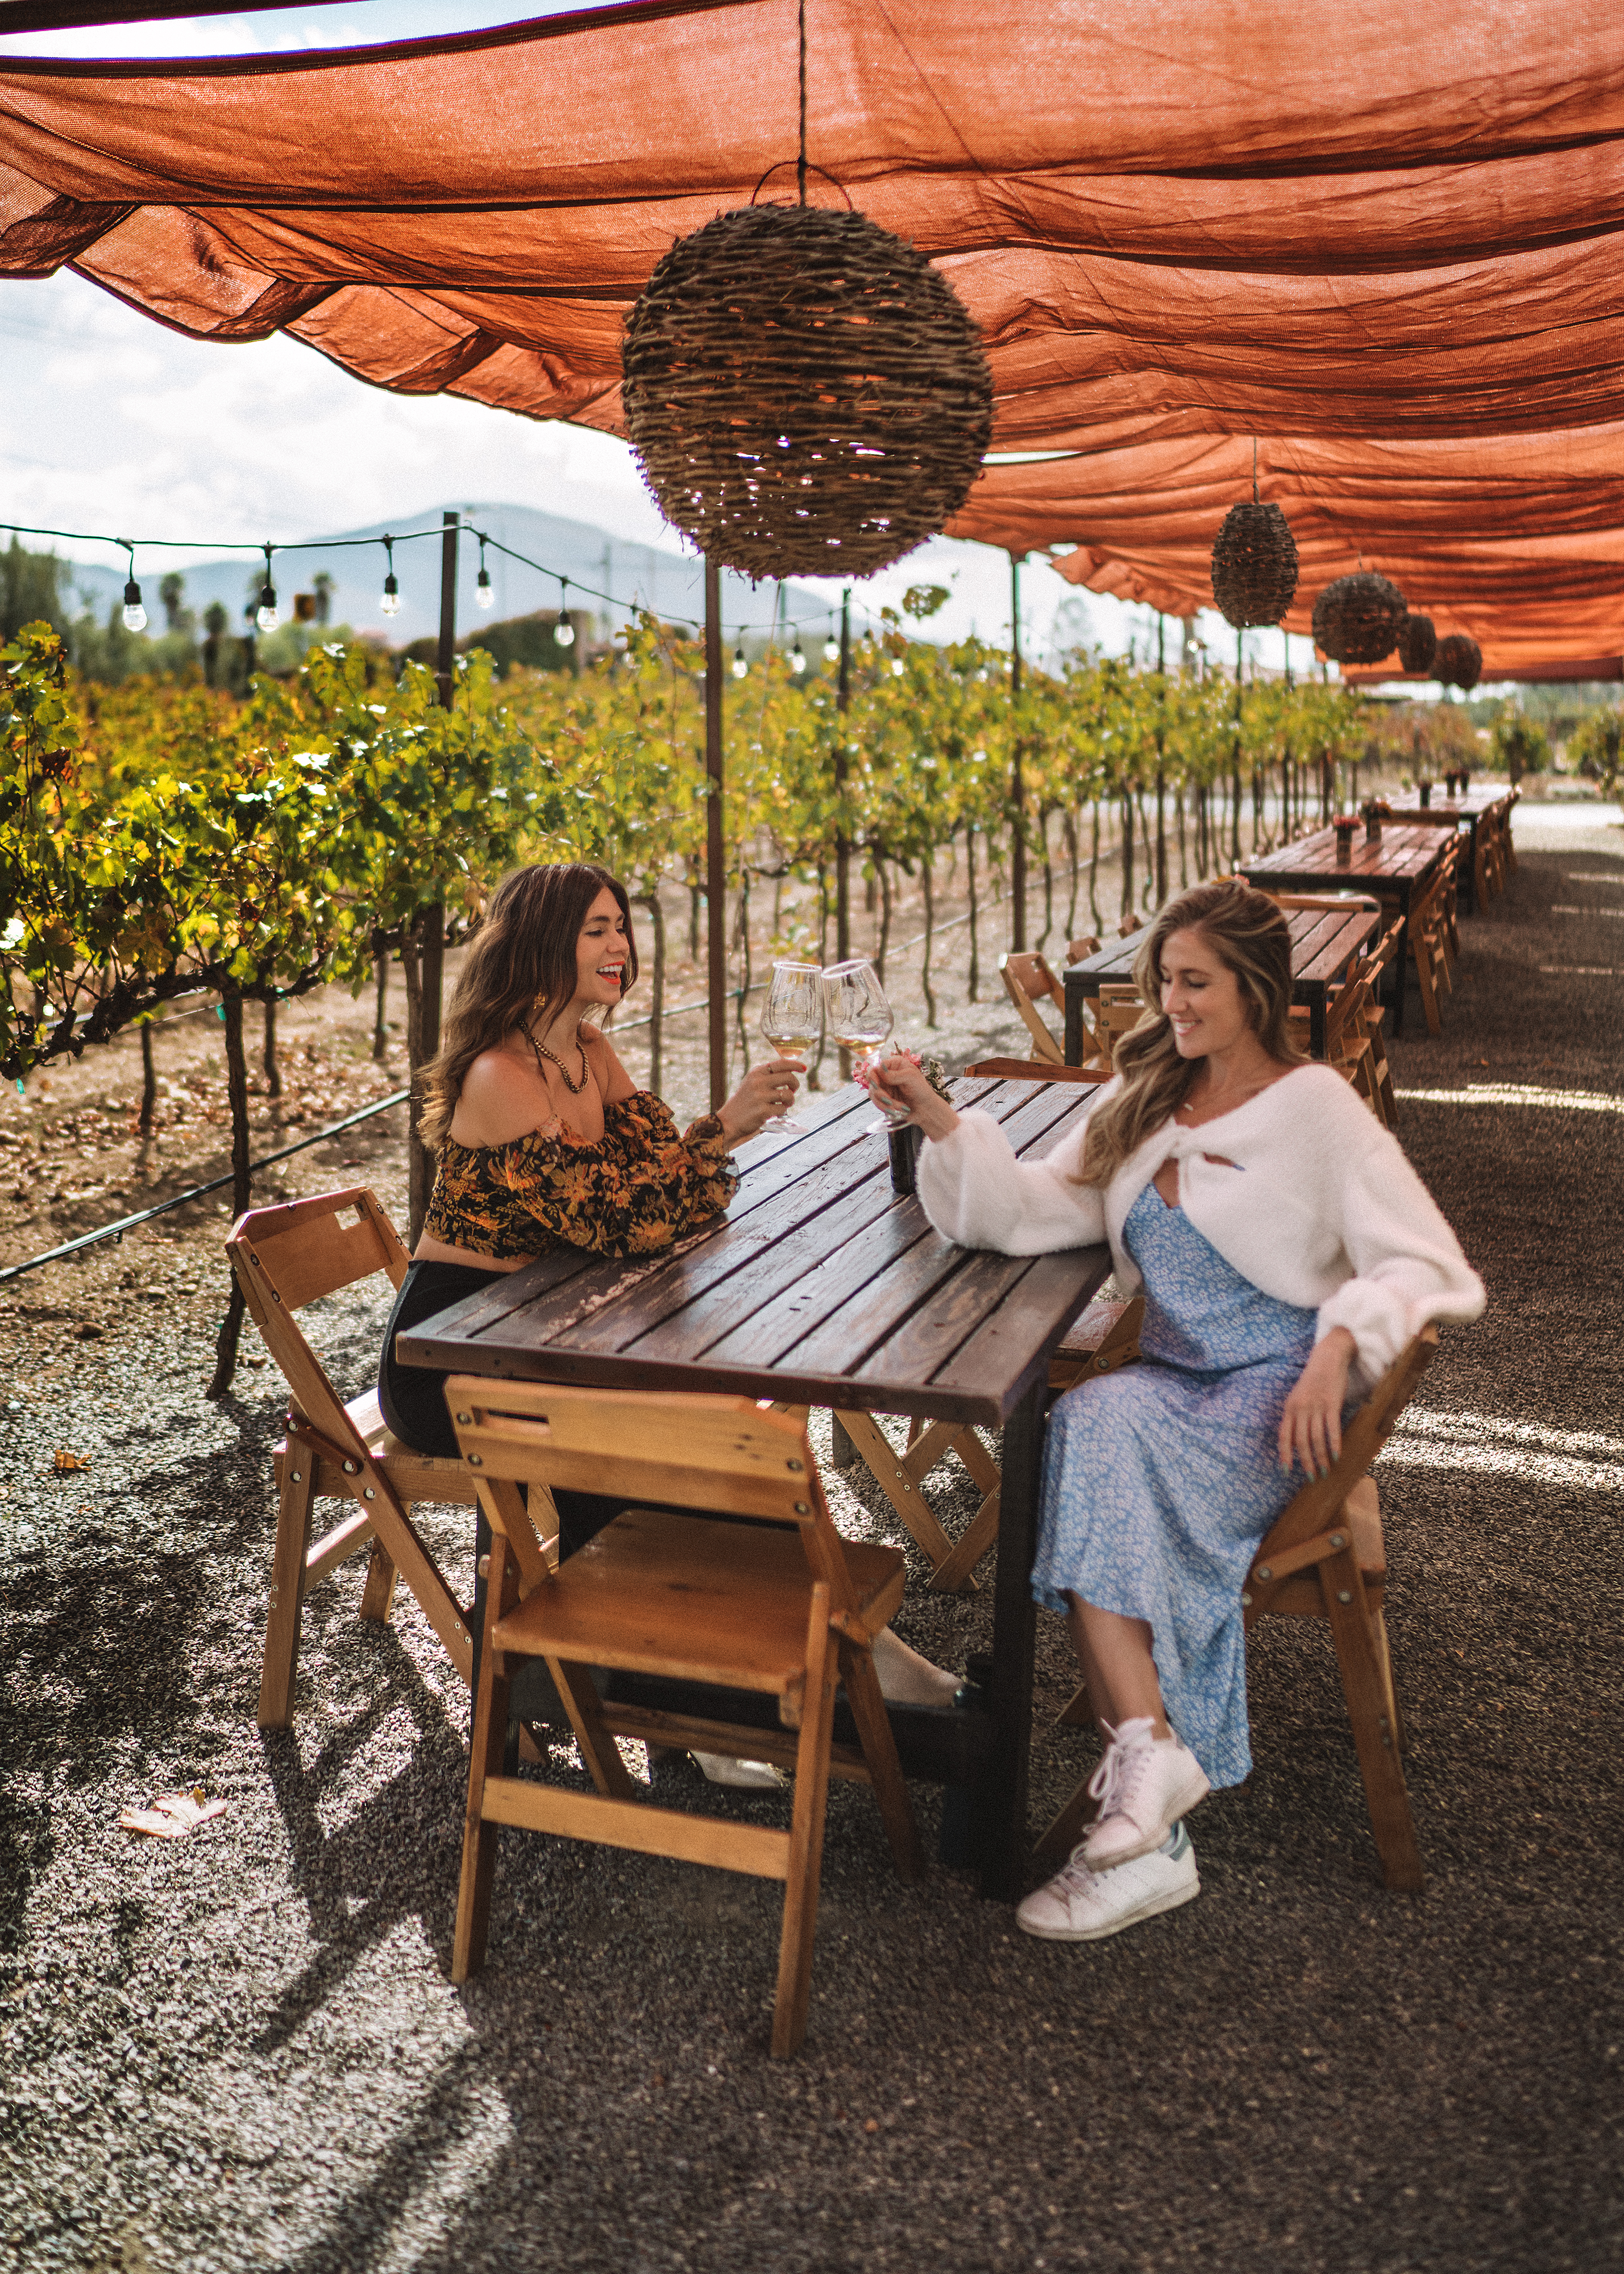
[[2, 803, 1621, 2273]]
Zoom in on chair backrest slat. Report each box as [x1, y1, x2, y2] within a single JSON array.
[[227, 1186, 409, 1459], [446, 1381, 861, 1615]]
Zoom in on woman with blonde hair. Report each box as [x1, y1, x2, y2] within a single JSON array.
[[380, 861, 958, 1782], [871, 878, 1483, 1941]]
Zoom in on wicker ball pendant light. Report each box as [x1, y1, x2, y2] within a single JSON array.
[[1211, 493, 1299, 628], [1432, 633, 1482, 691], [1398, 612, 1438, 674], [622, 202, 993, 580], [1311, 571, 1408, 665]]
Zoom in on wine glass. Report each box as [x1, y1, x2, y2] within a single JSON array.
[[758, 960, 823, 1131], [823, 958, 907, 1132]]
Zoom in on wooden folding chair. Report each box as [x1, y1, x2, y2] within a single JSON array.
[[999, 951, 1068, 1065], [1407, 865, 1453, 1036], [1080, 982, 1150, 1072], [1032, 1329, 1439, 1892], [227, 1188, 484, 1728], [446, 1381, 919, 2056], [1066, 935, 1102, 964]]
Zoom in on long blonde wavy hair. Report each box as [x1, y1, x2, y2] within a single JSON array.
[[1075, 878, 1306, 1188]]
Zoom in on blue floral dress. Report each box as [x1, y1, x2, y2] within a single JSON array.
[[1032, 1183, 1326, 1789]]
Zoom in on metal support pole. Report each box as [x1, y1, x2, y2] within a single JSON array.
[[1154, 611, 1168, 906], [704, 557, 727, 1114], [1009, 554, 1026, 951], [1231, 625, 1244, 869], [408, 511, 458, 1243], [835, 586, 852, 966]]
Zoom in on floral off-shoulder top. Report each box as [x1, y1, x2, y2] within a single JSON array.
[[421, 1092, 736, 1262]]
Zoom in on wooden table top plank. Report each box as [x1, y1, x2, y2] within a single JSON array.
[[931, 1245, 1115, 1400], [852, 1245, 1044, 1391], [698, 1196, 941, 1372], [1240, 823, 1447, 885], [605, 1161, 906, 1364], [1293, 904, 1381, 985], [552, 1137, 894, 1359], [1067, 901, 1377, 990], [551, 1076, 1064, 1360]]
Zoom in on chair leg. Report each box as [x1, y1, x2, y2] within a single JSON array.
[[358, 1532, 400, 1624], [1320, 1551, 1423, 1892], [838, 1638, 922, 1882], [550, 1658, 639, 1800], [257, 1458, 317, 1729], [1369, 1603, 1409, 1756], [1050, 1679, 1094, 1734], [452, 1539, 518, 1982], [1029, 1774, 1096, 1880], [772, 1588, 837, 2059]]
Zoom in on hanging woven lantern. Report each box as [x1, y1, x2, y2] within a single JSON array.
[[622, 204, 993, 580], [1433, 633, 1482, 691], [1210, 500, 1298, 628], [1311, 571, 1408, 665], [1398, 612, 1438, 675]]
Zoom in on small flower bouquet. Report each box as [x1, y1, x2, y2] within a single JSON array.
[[853, 1046, 952, 1113]]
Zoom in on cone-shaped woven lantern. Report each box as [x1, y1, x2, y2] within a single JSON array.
[[1398, 612, 1438, 674], [1433, 633, 1482, 691], [1210, 499, 1298, 628], [1311, 571, 1408, 665], [622, 205, 994, 580]]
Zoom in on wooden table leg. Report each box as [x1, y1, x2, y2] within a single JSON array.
[[971, 1375, 1045, 1901], [1390, 904, 1409, 1036], [1306, 984, 1327, 1060]]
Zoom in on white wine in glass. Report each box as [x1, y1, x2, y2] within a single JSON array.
[[822, 958, 906, 1130], [759, 960, 823, 1131]]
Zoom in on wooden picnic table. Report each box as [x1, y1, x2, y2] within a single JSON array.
[[1063, 899, 1381, 1062], [397, 1074, 1112, 1902], [1237, 824, 1450, 1035], [1380, 785, 1518, 915]]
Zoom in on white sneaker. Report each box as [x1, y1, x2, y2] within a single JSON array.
[[692, 1750, 786, 1790], [1081, 1717, 1210, 1870], [1017, 1823, 1200, 1941]]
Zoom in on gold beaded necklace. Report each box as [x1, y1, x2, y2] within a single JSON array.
[[524, 1021, 590, 1095]]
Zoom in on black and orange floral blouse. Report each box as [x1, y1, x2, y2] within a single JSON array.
[[422, 1092, 736, 1262]]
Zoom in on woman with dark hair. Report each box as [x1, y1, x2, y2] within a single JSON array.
[[871, 878, 1483, 1940], [381, 861, 958, 1776]]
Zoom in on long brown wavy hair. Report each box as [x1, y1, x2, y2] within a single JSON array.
[[420, 862, 637, 1152], [1075, 878, 1305, 1188]]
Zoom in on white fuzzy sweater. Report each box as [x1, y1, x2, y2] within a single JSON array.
[[916, 1064, 1485, 1383]]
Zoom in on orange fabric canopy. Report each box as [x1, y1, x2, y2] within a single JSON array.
[[3, 0, 1623, 661]]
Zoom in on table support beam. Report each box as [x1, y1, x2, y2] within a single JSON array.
[[971, 1373, 1046, 1900]]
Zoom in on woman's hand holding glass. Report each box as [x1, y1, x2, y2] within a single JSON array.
[[717, 1056, 809, 1145], [865, 1053, 961, 1143], [1277, 1325, 1356, 1476]]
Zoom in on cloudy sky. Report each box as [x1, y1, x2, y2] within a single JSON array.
[[0, 2, 1261, 671]]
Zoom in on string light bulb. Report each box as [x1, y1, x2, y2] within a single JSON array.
[[823, 627, 841, 662], [732, 644, 748, 679], [475, 536, 495, 609], [790, 637, 807, 675], [379, 534, 401, 619], [255, 545, 279, 634], [890, 655, 906, 677], [554, 579, 575, 648], [119, 544, 146, 633]]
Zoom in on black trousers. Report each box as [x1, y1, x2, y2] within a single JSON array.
[[378, 1257, 635, 1561]]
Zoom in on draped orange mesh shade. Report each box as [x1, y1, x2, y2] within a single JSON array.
[[2, 0, 1623, 663]]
